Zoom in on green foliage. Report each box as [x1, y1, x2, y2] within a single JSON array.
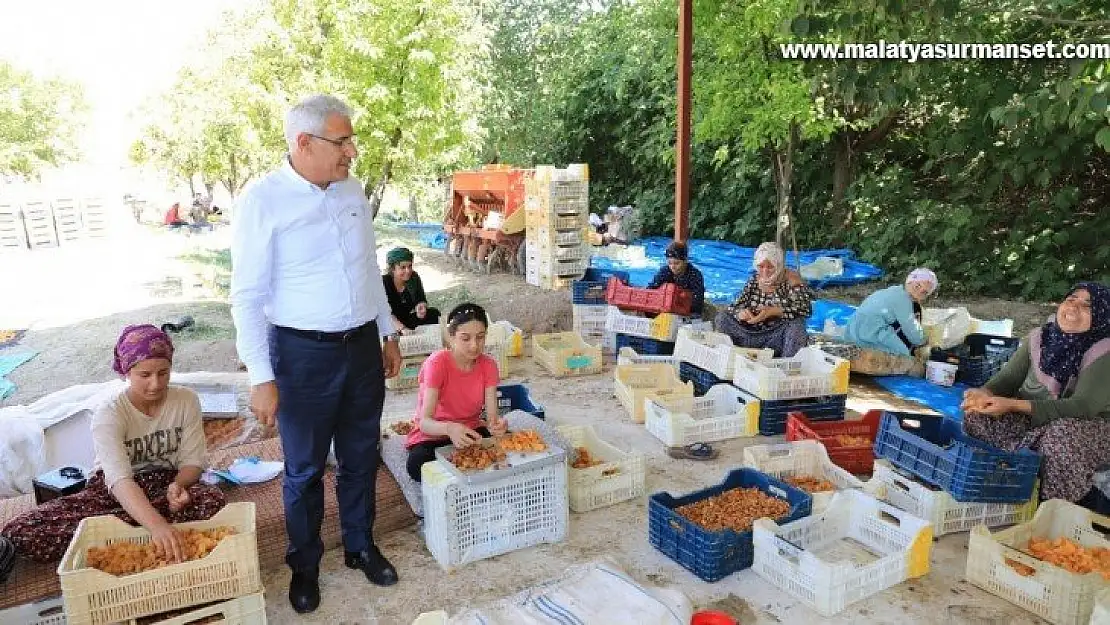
[[0, 61, 87, 178]]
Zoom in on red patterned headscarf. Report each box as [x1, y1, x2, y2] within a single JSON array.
[[112, 324, 174, 375]]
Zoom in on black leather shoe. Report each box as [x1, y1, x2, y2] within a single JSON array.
[[288, 568, 321, 613], [345, 546, 398, 586]]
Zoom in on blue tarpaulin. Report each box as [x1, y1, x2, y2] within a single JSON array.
[[589, 237, 883, 304], [872, 376, 967, 421]]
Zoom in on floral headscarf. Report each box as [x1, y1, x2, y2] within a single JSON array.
[[1038, 282, 1110, 390], [112, 324, 174, 375]]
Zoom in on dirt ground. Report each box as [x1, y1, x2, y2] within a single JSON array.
[[0, 226, 1057, 624]]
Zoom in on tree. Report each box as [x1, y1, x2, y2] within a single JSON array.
[[254, 0, 491, 215], [0, 61, 87, 179]]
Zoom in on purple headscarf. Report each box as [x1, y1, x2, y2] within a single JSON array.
[[1038, 282, 1110, 390], [112, 324, 175, 375]]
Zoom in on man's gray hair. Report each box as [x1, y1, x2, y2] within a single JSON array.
[[284, 95, 353, 152]]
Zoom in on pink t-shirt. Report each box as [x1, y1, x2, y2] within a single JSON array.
[[405, 349, 500, 448]]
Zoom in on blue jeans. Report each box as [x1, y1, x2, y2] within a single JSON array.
[[269, 322, 386, 572]]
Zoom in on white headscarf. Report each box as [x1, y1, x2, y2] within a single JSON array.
[[753, 242, 785, 287], [906, 267, 939, 295]]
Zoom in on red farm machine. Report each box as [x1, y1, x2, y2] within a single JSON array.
[[443, 165, 529, 274]]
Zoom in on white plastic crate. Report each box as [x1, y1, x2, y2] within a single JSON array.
[[398, 324, 442, 357], [421, 457, 568, 570], [673, 326, 773, 380], [485, 340, 509, 377], [616, 346, 676, 368], [741, 441, 867, 513], [732, 346, 850, 400], [572, 304, 608, 339], [752, 489, 933, 617], [557, 424, 646, 512], [529, 226, 587, 247], [870, 459, 1039, 537], [604, 306, 689, 342], [644, 383, 760, 447], [142, 592, 267, 624], [614, 363, 693, 424], [966, 500, 1110, 625]]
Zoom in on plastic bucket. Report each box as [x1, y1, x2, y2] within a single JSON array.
[[925, 360, 958, 387]]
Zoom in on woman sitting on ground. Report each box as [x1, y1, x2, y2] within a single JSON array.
[[1, 325, 226, 563], [646, 241, 705, 317], [714, 242, 812, 357], [844, 268, 937, 356], [382, 247, 441, 334], [405, 303, 506, 482], [962, 282, 1110, 505]]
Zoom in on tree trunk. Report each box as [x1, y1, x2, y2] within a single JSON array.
[[187, 176, 196, 198], [832, 132, 853, 229], [773, 123, 798, 250], [408, 195, 419, 223]]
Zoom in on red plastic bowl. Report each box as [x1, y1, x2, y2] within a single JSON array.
[[691, 611, 738, 625]]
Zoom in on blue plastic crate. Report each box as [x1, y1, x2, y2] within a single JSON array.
[[615, 333, 674, 356], [678, 361, 726, 396], [758, 394, 847, 436], [572, 268, 631, 305], [493, 383, 546, 420], [873, 411, 1041, 503], [648, 468, 812, 582], [930, 334, 1020, 387]]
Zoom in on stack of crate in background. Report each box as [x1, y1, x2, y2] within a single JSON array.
[[524, 164, 590, 290], [570, 268, 629, 350]]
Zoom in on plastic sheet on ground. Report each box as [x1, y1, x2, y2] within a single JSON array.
[[589, 237, 883, 303], [394, 222, 448, 250], [872, 375, 967, 421]]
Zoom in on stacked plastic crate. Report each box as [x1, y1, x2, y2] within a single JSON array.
[[524, 165, 590, 290], [728, 346, 851, 436], [571, 268, 629, 349], [387, 325, 443, 391], [868, 410, 1042, 534], [603, 276, 695, 358]]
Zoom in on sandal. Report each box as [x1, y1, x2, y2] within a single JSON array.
[[667, 442, 719, 461]]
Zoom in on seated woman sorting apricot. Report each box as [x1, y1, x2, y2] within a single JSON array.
[[961, 282, 1110, 505], [1, 325, 226, 562], [382, 247, 441, 334]]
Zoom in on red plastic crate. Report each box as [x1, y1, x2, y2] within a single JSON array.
[[786, 409, 882, 475], [605, 277, 692, 315]]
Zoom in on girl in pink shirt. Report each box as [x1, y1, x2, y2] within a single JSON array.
[[405, 303, 505, 481]]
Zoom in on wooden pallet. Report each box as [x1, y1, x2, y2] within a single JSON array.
[[80, 198, 110, 238], [51, 197, 83, 244], [0, 203, 28, 251], [20, 201, 58, 250]]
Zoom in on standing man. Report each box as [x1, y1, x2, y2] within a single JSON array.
[[230, 94, 402, 614]]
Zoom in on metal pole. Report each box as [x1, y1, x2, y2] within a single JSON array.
[[675, 0, 692, 244]]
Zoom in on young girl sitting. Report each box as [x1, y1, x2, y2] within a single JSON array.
[[405, 303, 506, 481]]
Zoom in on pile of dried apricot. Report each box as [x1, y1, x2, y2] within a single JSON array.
[[389, 420, 415, 435], [448, 444, 507, 470], [785, 475, 836, 493], [1007, 537, 1110, 578], [833, 434, 871, 446], [571, 446, 603, 469], [499, 430, 547, 452], [676, 487, 790, 533], [86, 527, 236, 576]]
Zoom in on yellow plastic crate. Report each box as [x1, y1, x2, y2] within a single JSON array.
[[386, 355, 426, 390], [532, 332, 603, 377], [613, 363, 694, 424], [58, 503, 261, 625], [142, 592, 266, 624]]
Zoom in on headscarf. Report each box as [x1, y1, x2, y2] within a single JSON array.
[[112, 324, 174, 376], [753, 242, 785, 287], [1038, 282, 1110, 390], [665, 241, 688, 261], [386, 247, 414, 270], [906, 268, 939, 295]]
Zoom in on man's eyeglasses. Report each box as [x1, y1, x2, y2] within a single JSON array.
[[307, 133, 357, 149]]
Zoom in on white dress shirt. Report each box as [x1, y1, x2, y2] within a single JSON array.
[[230, 159, 395, 385]]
